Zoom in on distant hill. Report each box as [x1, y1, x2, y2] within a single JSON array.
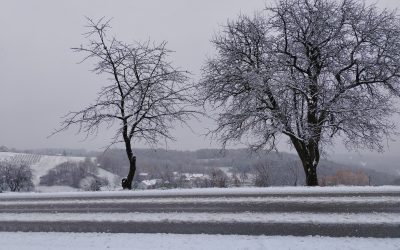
[[96, 148, 398, 186], [332, 153, 400, 176], [2, 146, 397, 187]]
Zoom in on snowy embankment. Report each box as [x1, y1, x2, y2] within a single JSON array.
[[0, 233, 398, 250], [1, 185, 400, 199]]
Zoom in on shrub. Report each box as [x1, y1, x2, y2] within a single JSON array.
[[0, 162, 34, 192], [209, 169, 228, 188], [80, 176, 109, 191]]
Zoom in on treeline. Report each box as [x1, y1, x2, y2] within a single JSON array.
[[2, 146, 397, 190], [0, 162, 33, 192], [96, 148, 396, 186]]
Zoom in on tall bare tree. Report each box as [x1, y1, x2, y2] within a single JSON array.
[[200, 0, 400, 185], [56, 18, 194, 189]]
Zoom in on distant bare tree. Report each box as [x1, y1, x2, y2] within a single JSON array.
[[288, 161, 300, 186], [253, 162, 271, 187], [231, 173, 242, 187], [200, 0, 400, 186], [55, 18, 195, 189], [239, 171, 249, 185], [209, 169, 228, 187]]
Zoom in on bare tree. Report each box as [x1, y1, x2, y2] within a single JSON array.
[[288, 161, 300, 186], [56, 18, 195, 189], [252, 162, 271, 187], [209, 169, 228, 187], [200, 0, 400, 186], [231, 173, 242, 187]]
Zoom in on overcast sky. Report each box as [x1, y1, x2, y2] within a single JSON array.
[[1, 0, 400, 156]]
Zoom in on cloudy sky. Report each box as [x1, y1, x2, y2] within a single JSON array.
[[1, 0, 400, 156]]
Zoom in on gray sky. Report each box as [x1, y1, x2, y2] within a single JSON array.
[[1, 0, 400, 155]]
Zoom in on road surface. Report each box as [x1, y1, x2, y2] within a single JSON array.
[[0, 188, 398, 237]]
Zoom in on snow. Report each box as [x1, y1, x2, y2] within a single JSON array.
[[141, 179, 159, 186], [0, 212, 398, 225], [34, 185, 79, 193], [1, 186, 399, 199], [182, 173, 207, 178], [0, 196, 398, 206], [95, 167, 119, 184], [0, 152, 18, 162], [0, 185, 397, 248], [30, 155, 84, 185], [0, 233, 398, 250]]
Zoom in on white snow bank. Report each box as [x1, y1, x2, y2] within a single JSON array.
[[34, 186, 79, 193], [1, 186, 400, 199], [0, 233, 398, 250], [0, 212, 399, 225], [0, 196, 398, 206]]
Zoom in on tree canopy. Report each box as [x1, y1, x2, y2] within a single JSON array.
[[200, 0, 400, 185]]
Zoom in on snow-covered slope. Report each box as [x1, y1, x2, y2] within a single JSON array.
[[0, 152, 23, 162], [0, 152, 119, 188], [31, 155, 85, 185]]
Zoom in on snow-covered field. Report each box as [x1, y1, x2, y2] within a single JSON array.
[[0, 233, 398, 250]]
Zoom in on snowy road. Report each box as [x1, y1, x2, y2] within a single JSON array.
[[0, 187, 399, 237]]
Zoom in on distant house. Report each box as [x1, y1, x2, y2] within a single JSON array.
[[138, 179, 162, 189], [182, 173, 208, 181], [320, 170, 370, 186], [139, 172, 149, 177]]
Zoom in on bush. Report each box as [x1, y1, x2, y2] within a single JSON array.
[[0, 162, 34, 192], [208, 169, 228, 188], [80, 176, 109, 191]]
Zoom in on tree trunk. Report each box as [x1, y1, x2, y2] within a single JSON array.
[[304, 162, 318, 186], [122, 156, 136, 190], [290, 137, 320, 186]]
